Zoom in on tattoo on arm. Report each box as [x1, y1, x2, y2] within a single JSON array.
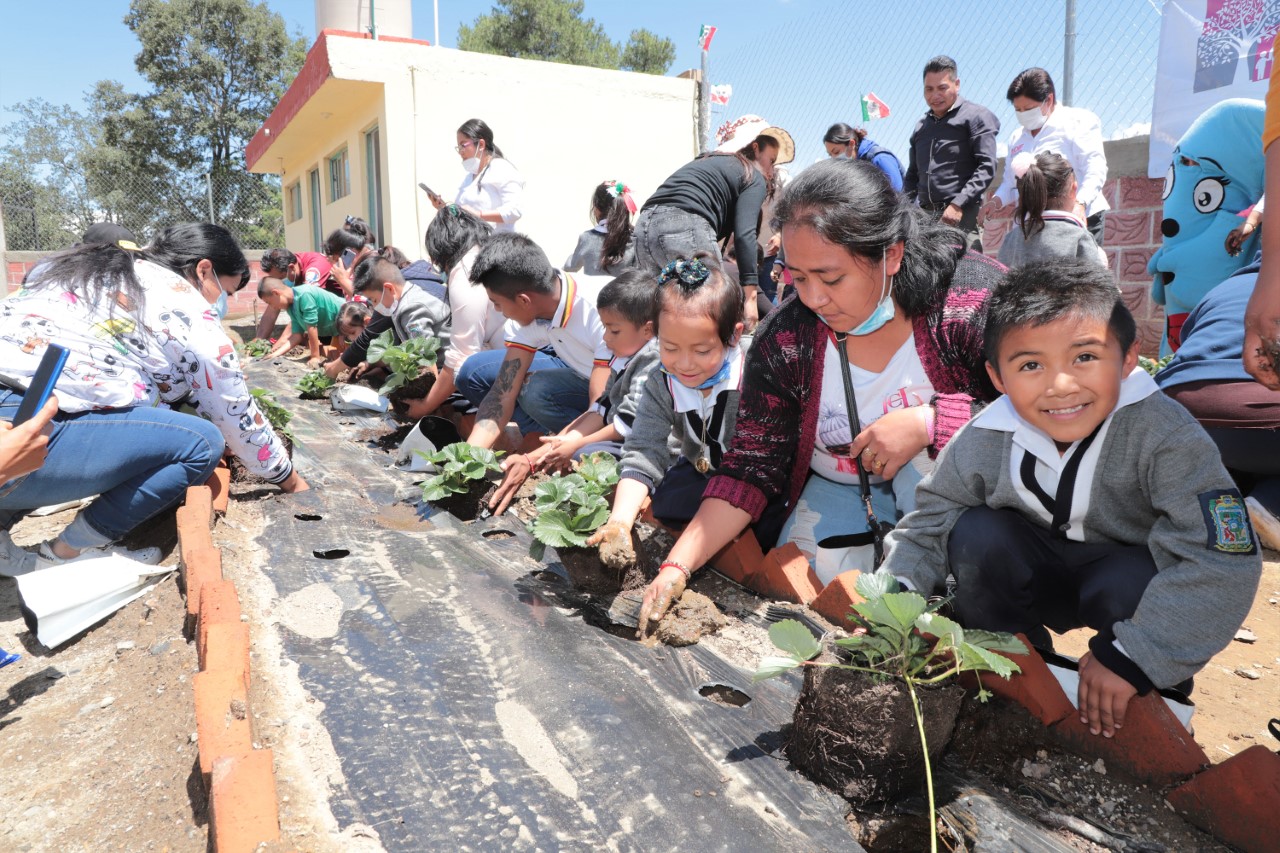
[[476, 356, 524, 428]]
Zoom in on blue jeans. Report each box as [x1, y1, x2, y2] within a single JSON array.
[[0, 390, 225, 549], [455, 350, 589, 435], [632, 205, 721, 272]]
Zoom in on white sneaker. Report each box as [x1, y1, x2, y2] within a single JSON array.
[[0, 531, 36, 579], [33, 540, 164, 571], [1246, 496, 1280, 552]]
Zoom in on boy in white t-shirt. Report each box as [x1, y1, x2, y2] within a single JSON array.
[[458, 233, 612, 449]]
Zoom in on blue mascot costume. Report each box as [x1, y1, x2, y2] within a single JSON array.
[[1148, 98, 1265, 353]]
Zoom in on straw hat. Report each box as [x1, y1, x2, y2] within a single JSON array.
[[713, 115, 795, 165]]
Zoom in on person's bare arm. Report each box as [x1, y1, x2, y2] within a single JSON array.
[[1245, 144, 1280, 388], [267, 332, 302, 359], [305, 326, 323, 362], [466, 348, 534, 449], [404, 366, 457, 421]]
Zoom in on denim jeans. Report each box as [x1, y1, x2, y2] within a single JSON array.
[[632, 205, 721, 272], [454, 350, 589, 435], [0, 390, 225, 548]]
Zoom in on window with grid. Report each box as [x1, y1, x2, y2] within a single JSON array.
[[328, 148, 350, 201]]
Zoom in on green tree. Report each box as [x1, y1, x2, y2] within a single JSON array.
[[459, 0, 675, 75]]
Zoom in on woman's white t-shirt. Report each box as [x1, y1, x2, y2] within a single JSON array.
[[812, 334, 935, 484], [455, 158, 525, 233]]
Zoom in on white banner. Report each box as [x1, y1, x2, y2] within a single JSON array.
[[1150, 0, 1279, 177]]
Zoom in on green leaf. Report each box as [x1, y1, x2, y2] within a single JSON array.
[[573, 496, 609, 532], [576, 452, 619, 491], [963, 629, 1032, 657], [768, 619, 821, 661], [915, 612, 964, 646], [528, 538, 546, 561], [530, 509, 588, 548], [955, 642, 1023, 678], [534, 478, 574, 512], [875, 591, 929, 636], [855, 571, 900, 601], [367, 329, 395, 365], [752, 655, 803, 682], [379, 374, 405, 395]]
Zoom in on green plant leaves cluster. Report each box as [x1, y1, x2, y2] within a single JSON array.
[[1138, 354, 1173, 376], [249, 387, 292, 437], [420, 442, 504, 503], [295, 370, 335, 397], [367, 330, 441, 394], [241, 339, 271, 358], [527, 452, 618, 550]]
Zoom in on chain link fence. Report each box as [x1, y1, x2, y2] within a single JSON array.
[[708, 1, 1161, 169], [1, 168, 284, 253]]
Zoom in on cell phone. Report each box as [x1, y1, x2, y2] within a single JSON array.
[[418, 182, 441, 201], [13, 344, 68, 425], [342, 248, 358, 267]]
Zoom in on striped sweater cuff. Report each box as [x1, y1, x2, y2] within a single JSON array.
[[930, 394, 975, 455], [702, 475, 769, 521]]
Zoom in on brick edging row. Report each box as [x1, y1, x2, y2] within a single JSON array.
[[652, 510, 1279, 853], [178, 465, 282, 852]]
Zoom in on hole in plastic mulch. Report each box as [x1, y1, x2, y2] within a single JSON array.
[[698, 684, 751, 707], [313, 548, 350, 560], [295, 513, 323, 521]]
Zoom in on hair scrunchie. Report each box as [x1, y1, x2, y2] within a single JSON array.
[[605, 180, 637, 214], [657, 257, 711, 287], [1011, 151, 1037, 180]]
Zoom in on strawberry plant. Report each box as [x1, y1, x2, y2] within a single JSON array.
[[1138, 353, 1172, 376], [367, 329, 441, 395], [420, 442, 504, 503], [240, 338, 272, 358], [527, 452, 619, 558], [296, 370, 336, 398], [249, 388, 292, 438]]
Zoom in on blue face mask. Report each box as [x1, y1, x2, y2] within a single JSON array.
[[847, 256, 895, 336], [214, 291, 228, 319], [660, 346, 737, 389]]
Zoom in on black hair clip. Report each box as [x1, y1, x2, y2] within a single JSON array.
[[657, 257, 711, 286]]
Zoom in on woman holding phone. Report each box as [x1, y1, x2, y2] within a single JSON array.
[[0, 223, 308, 577], [429, 118, 525, 233]]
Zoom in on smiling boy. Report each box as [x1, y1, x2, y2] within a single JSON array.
[[879, 260, 1261, 738]]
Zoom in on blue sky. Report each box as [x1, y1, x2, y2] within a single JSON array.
[[0, 1, 1163, 169]]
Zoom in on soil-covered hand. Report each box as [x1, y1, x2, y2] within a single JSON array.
[[848, 407, 931, 479], [1244, 279, 1280, 389], [538, 435, 578, 473], [586, 520, 636, 570], [323, 357, 348, 380], [1077, 651, 1136, 738], [637, 566, 686, 640], [0, 396, 56, 480], [488, 453, 531, 516]]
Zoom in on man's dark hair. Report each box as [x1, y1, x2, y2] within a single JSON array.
[[260, 248, 298, 277], [469, 232, 556, 298], [923, 55, 958, 80], [984, 260, 1135, 368], [1007, 67, 1055, 103], [425, 206, 493, 273], [597, 269, 658, 328], [353, 257, 405, 294]]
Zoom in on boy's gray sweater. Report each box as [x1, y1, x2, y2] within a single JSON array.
[[882, 390, 1261, 690], [393, 286, 451, 357], [997, 216, 1105, 269], [597, 339, 661, 435]]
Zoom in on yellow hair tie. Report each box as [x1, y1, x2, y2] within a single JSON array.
[[117, 240, 143, 252]]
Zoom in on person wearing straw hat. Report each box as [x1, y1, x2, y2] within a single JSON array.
[[633, 115, 794, 331]]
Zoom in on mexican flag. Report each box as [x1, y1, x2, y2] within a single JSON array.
[[698, 24, 717, 52], [861, 92, 891, 121]]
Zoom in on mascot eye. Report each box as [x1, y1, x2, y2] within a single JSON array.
[[1162, 164, 1175, 201], [1192, 178, 1226, 213]]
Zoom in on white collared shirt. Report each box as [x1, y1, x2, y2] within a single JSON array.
[[506, 271, 612, 379], [971, 368, 1158, 542], [994, 103, 1110, 218]]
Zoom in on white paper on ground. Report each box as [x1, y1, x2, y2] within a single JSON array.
[[331, 385, 389, 413], [1046, 662, 1195, 731], [16, 555, 173, 649], [396, 418, 440, 472]]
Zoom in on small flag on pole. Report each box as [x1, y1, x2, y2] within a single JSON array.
[[861, 92, 891, 121], [698, 25, 717, 52], [709, 84, 732, 105]]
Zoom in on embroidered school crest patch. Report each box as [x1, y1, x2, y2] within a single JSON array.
[[1198, 490, 1256, 554]]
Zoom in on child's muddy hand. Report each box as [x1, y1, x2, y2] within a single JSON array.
[[637, 568, 686, 640], [588, 520, 635, 569]]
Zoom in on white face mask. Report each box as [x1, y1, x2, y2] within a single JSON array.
[[462, 156, 481, 175], [1016, 105, 1049, 131], [831, 151, 851, 160], [373, 287, 400, 316]]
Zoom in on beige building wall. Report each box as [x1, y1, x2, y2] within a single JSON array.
[[253, 33, 699, 266]]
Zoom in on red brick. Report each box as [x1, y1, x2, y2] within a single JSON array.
[[183, 546, 224, 621], [1138, 316, 1165, 358], [1119, 247, 1157, 284], [1167, 745, 1280, 853], [184, 485, 214, 524], [1050, 691, 1208, 785], [201, 622, 251, 691], [1104, 210, 1153, 247], [206, 464, 230, 516], [752, 543, 820, 604], [1101, 178, 1118, 208], [210, 750, 280, 851], [1153, 212, 1166, 245], [1118, 282, 1154, 323], [959, 634, 1075, 726], [809, 569, 864, 626], [193, 668, 251, 780], [177, 486, 215, 556], [710, 530, 765, 586], [1119, 175, 1166, 210], [198, 580, 242, 664]]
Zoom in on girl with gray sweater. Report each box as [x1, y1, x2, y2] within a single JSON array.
[[997, 150, 1106, 270]]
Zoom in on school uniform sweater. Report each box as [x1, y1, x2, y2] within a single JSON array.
[[996, 211, 1107, 269], [881, 385, 1262, 691], [592, 339, 662, 438]]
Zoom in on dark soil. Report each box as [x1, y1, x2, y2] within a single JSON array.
[[366, 423, 415, 452], [427, 478, 497, 522], [655, 589, 726, 646], [556, 545, 634, 597], [297, 387, 332, 401], [788, 649, 965, 809], [227, 433, 294, 485], [388, 369, 436, 418]]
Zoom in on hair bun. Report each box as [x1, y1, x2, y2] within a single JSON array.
[[657, 257, 711, 287]]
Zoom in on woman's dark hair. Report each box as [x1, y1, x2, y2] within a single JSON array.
[[343, 215, 375, 247], [1014, 152, 1075, 238], [700, 134, 779, 188], [1007, 67, 1055, 103], [379, 245, 410, 268], [425, 206, 493, 273], [823, 122, 867, 151], [654, 252, 743, 347], [597, 269, 657, 328], [457, 118, 504, 159], [25, 223, 247, 317], [984, 259, 1135, 368], [324, 227, 364, 257], [774, 160, 965, 318], [591, 182, 635, 268]]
